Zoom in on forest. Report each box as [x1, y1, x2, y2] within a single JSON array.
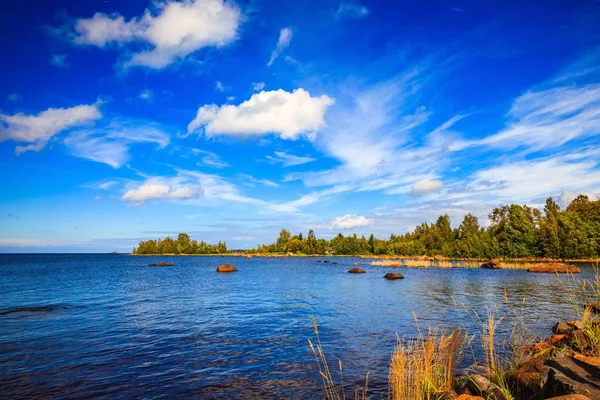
[[133, 195, 600, 259]]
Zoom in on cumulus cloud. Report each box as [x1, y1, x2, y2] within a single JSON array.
[[64, 121, 170, 168], [266, 151, 316, 167], [187, 88, 334, 139], [267, 28, 292, 67], [123, 184, 201, 203], [252, 82, 265, 91], [0, 103, 102, 155], [411, 178, 443, 194], [50, 53, 69, 68], [335, 2, 369, 20], [331, 214, 371, 229], [71, 0, 242, 69]]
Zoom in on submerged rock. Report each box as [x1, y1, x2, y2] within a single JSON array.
[[480, 260, 501, 269], [348, 267, 366, 274], [384, 272, 404, 280], [149, 262, 175, 267], [527, 264, 581, 273], [0, 305, 68, 316], [216, 264, 238, 273]]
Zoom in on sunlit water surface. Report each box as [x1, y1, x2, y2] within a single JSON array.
[[0, 254, 594, 399]]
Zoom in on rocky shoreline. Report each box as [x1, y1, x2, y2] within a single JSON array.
[[454, 304, 600, 400]]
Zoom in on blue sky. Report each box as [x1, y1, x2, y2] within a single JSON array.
[[1, 0, 600, 252]]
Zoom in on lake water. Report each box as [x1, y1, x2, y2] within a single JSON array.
[[0, 254, 595, 399]]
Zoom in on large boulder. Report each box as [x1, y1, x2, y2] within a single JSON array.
[[527, 264, 581, 273], [541, 351, 600, 398], [384, 273, 404, 280], [455, 395, 484, 400], [216, 264, 238, 273], [348, 267, 366, 274], [480, 260, 501, 269], [506, 356, 545, 399]]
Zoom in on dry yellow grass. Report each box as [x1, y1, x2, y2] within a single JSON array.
[[388, 327, 465, 400]]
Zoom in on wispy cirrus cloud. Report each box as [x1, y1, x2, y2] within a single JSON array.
[[266, 151, 316, 167], [267, 28, 293, 67], [68, 0, 242, 70], [192, 148, 229, 168], [335, 2, 369, 20], [64, 121, 171, 168]]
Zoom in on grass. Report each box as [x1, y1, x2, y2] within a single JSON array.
[[388, 325, 466, 400], [310, 268, 600, 399]]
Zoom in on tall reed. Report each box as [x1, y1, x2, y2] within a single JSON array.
[[388, 327, 465, 400]]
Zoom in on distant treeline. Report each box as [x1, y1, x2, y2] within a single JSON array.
[[133, 195, 600, 258], [133, 234, 227, 255]]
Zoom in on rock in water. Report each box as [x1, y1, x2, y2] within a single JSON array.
[[216, 264, 238, 273], [384, 273, 404, 280], [149, 262, 175, 267], [480, 260, 501, 269], [348, 267, 366, 274], [527, 264, 581, 273]]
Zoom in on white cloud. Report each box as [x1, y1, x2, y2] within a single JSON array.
[[187, 88, 334, 139], [452, 83, 600, 152], [97, 181, 119, 190], [266, 151, 316, 167], [215, 80, 226, 92], [335, 2, 369, 20], [192, 148, 229, 168], [465, 156, 600, 203], [331, 214, 371, 229], [252, 82, 265, 91], [64, 121, 170, 168], [123, 184, 201, 203], [239, 174, 279, 187], [411, 178, 443, 194], [122, 169, 266, 207], [0, 103, 102, 155], [558, 190, 598, 208], [267, 28, 292, 67], [139, 89, 154, 102], [71, 0, 242, 69], [50, 53, 69, 68]]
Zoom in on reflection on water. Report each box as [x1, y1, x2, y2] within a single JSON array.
[[0, 254, 595, 398]]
